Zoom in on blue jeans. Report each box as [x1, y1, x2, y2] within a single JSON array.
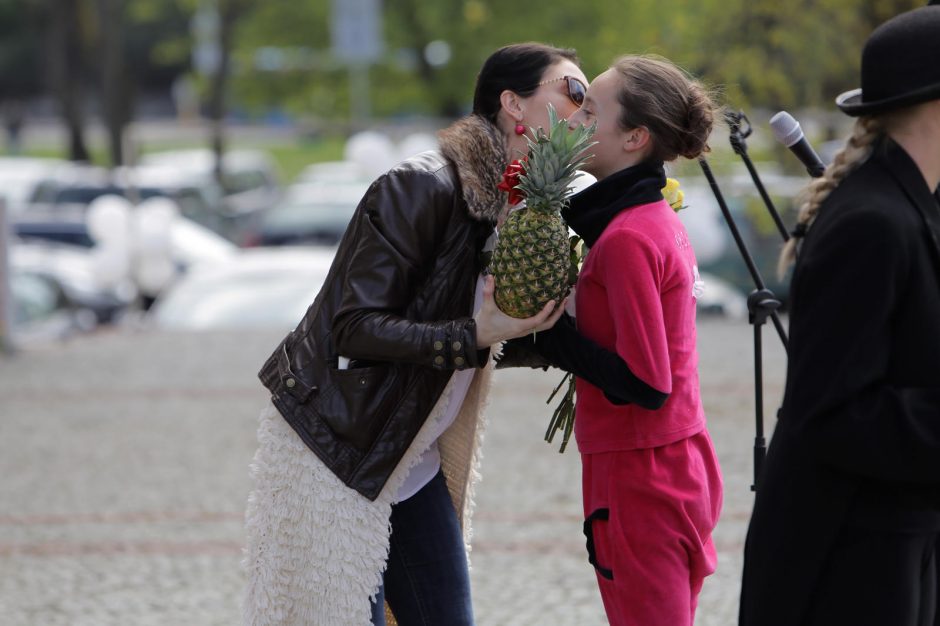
[[370, 469, 474, 625]]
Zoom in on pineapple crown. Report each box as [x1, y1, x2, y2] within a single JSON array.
[[516, 104, 596, 214]]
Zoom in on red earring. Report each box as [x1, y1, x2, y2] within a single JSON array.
[[514, 124, 526, 136]]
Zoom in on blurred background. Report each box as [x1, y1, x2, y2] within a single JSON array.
[[0, 1, 923, 624], [0, 0, 926, 343]]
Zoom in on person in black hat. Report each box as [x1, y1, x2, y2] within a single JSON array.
[[740, 4, 940, 625]]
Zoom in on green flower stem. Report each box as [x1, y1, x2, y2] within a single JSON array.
[[545, 372, 576, 452]]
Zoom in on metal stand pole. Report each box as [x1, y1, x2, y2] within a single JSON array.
[[698, 156, 789, 491], [726, 111, 792, 243], [748, 289, 780, 489], [698, 158, 789, 349]]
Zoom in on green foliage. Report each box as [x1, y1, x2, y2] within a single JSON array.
[[264, 139, 346, 182], [218, 0, 930, 120], [8, 0, 933, 139]]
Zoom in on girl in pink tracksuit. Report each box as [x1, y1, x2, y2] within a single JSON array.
[[503, 55, 723, 625]]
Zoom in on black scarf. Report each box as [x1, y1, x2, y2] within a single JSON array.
[[563, 161, 667, 247]]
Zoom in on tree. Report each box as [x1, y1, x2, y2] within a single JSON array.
[[96, 0, 194, 166], [204, 0, 252, 183], [46, 0, 92, 161], [96, 0, 130, 166], [0, 1, 45, 153], [685, 0, 924, 110], [27, 0, 932, 156]]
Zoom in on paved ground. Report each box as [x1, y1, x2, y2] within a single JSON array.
[[0, 316, 787, 625]]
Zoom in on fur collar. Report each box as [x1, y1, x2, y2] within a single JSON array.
[[438, 114, 508, 223]]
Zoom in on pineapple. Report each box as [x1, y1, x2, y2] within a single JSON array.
[[491, 105, 595, 318]]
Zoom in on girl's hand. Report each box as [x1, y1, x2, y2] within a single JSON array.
[[565, 286, 577, 318], [474, 275, 567, 348]]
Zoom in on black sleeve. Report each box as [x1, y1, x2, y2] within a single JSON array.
[[498, 313, 668, 410]]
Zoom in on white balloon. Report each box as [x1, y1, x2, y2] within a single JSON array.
[[86, 195, 133, 245], [135, 253, 177, 296], [91, 244, 131, 288], [344, 131, 398, 179], [133, 198, 183, 295], [135, 198, 179, 256]]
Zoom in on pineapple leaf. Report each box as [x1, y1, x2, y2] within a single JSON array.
[[517, 104, 596, 215]]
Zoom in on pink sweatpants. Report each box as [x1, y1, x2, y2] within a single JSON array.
[[581, 430, 723, 626]]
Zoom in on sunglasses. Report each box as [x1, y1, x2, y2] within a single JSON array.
[[536, 75, 587, 107]]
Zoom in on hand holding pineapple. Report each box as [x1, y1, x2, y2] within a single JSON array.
[[474, 275, 567, 348]]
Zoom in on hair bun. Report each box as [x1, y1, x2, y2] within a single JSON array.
[[679, 83, 716, 159]]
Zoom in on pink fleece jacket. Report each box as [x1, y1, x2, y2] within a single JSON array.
[[574, 198, 705, 453]]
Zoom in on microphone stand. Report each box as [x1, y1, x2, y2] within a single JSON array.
[[698, 110, 792, 491], [726, 111, 791, 243]]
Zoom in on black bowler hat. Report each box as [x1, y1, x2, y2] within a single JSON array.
[[836, 5, 940, 116]]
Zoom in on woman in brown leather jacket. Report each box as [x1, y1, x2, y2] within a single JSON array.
[[243, 43, 588, 626]]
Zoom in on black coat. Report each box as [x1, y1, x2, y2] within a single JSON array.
[[740, 139, 940, 625], [257, 115, 505, 501]]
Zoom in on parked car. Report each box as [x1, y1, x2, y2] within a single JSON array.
[[0, 157, 73, 216], [8, 267, 98, 344], [696, 271, 748, 318], [12, 204, 95, 247], [147, 246, 335, 331], [140, 148, 282, 221], [25, 164, 230, 238], [249, 180, 370, 247], [12, 201, 236, 312], [13, 203, 234, 262], [9, 270, 76, 341], [10, 238, 133, 324]]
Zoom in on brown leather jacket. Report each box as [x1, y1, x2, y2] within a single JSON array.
[[258, 115, 507, 500]]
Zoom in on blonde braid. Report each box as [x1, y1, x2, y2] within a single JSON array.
[[777, 116, 883, 277]]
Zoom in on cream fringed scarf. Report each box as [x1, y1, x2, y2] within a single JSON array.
[[242, 359, 494, 626]]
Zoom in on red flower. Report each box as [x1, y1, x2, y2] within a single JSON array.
[[497, 158, 526, 205]]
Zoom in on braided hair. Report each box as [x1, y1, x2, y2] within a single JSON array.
[[777, 116, 884, 277]]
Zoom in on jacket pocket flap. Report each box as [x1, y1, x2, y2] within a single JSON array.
[[277, 344, 317, 403]]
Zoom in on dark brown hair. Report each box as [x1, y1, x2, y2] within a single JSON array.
[[611, 55, 718, 162], [472, 43, 579, 123]]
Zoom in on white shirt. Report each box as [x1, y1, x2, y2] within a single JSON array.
[[396, 274, 485, 502]]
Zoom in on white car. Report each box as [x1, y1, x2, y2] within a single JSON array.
[[140, 148, 281, 216], [696, 271, 748, 318], [0, 157, 73, 216], [252, 180, 371, 246], [147, 246, 335, 331]]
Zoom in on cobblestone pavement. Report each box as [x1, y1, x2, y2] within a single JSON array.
[[0, 317, 786, 625]]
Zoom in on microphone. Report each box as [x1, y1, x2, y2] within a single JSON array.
[[769, 111, 826, 178]]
